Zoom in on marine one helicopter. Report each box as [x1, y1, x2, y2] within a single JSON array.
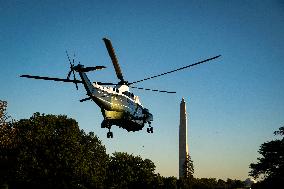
[[20, 38, 221, 138]]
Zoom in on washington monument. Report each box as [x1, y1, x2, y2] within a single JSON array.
[[179, 98, 189, 178]]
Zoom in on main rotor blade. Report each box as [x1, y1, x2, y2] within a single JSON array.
[[130, 86, 176, 94], [103, 38, 125, 82], [20, 75, 82, 83], [95, 82, 117, 85], [66, 50, 72, 66], [81, 66, 106, 72], [129, 55, 221, 85]]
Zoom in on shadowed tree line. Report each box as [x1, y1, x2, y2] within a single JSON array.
[[249, 126, 284, 189], [1, 100, 246, 189]]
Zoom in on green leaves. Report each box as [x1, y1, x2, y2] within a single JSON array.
[[1, 112, 108, 189], [1, 105, 249, 189], [183, 153, 194, 179], [1, 111, 160, 188], [106, 152, 156, 188], [249, 126, 284, 187], [274, 126, 284, 136]]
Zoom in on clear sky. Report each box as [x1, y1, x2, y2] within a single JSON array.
[[1, 0, 284, 180]]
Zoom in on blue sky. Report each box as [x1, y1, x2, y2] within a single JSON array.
[[1, 0, 284, 180]]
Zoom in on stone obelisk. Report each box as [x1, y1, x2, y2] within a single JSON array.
[[179, 98, 189, 179]]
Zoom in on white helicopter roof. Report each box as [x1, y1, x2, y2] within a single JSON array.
[[117, 84, 142, 105], [117, 84, 129, 93], [93, 82, 142, 105]]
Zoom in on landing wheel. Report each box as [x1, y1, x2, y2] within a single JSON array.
[[107, 131, 113, 138], [147, 126, 153, 133]]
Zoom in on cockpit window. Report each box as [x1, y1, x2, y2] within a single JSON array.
[[122, 91, 134, 99]]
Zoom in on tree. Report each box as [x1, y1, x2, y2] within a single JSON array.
[[274, 126, 284, 136], [0, 100, 10, 125], [216, 179, 226, 189], [105, 152, 156, 188], [183, 153, 194, 179], [179, 153, 194, 189], [190, 178, 244, 189], [0, 100, 16, 186], [162, 176, 178, 189], [225, 178, 244, 189], [192, 178, 217, 189], [0, 112, 108, 189], [249, 126, 284, 188]]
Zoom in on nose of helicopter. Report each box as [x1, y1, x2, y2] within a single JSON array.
[[147, 112, 153, 122], [143, 108, 153, 122]]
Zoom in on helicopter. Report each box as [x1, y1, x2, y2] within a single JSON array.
[[20, 38, 221, 138]]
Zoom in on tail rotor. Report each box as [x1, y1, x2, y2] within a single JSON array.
[[66, 51, 79, 90]]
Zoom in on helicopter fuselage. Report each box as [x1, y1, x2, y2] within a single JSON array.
[[78, 70, 153, 133]]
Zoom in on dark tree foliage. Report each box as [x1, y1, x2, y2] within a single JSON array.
[[0, 102, 249, 189], [0, 112, 108, 189], [179, 153, 194, 189], [192, 178, 218, 189], [191, 178, 244, 189], [105, 152, 156, 188], [225, 178, 244, 189], [0, 100, 10, 125], [162, 176, 178, 189], [0, 100, 16, 186], [274, 126, 284, 136], [149, 173, 164, 189], [183, 153, 194, 179], [216, 179, 226, 188], [249, 126, 284, 188]]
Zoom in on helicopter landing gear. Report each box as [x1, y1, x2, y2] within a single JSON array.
[[107, 130, 113, 138], [102, 120, 114, 138], [107, 126, 113, 138], [147, 127, 153, 133], [147, 122, 153, 133]]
